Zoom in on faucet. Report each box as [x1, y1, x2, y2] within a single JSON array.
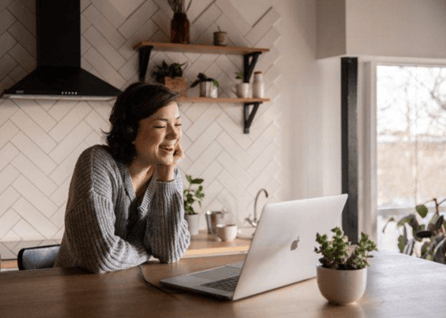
[[245, 188, 269, 227]]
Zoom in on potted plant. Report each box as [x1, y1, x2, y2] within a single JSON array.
[[383, 197, 446, 263], [152, 60, 188, 97], [183, 174, 205, 236], [191, 73, 219, 98], [314, 227, 378, 305], [234, 72, 249, 98]]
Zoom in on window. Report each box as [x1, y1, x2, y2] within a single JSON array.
[[376, 64, 446, 251]]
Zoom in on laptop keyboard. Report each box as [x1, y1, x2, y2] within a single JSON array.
[[202, 275, 240, 292]]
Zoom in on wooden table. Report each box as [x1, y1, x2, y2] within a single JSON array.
[[1, 251, 445, 318], [184, 230, 251, 258]]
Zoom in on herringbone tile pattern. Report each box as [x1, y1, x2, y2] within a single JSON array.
[[0, 0, 281, 258]]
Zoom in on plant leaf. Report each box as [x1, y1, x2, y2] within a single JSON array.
[[416, 204, 429, 218]]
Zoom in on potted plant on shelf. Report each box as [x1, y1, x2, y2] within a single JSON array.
[[234, 72, 249, 98], [314, 227, 378, 305], [152, 60, 188, 97], [183, 174, 205, 236], [383, 197, 446, 264], [191, 73, 219, 98]]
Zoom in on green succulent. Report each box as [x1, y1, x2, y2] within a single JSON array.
[[183, 174, 205, 215], [315, 227, 378, 270]]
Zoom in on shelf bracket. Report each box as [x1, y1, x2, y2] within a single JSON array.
[[244, 102, 261, 134], [243, 52, 261, 83], [138, 46, 153, 82]]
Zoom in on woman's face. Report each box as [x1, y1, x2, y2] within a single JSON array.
[[133, 101, 182, 166]]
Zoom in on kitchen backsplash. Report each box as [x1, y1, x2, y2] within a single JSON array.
[[0, 0, 281, 258]]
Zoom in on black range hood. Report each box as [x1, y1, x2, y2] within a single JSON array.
[[1, 0, 121, 100]]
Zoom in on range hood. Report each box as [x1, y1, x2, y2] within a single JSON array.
[[1, 0, 121, 101]]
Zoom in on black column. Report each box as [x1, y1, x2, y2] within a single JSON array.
[[341, 57, 358, 243]]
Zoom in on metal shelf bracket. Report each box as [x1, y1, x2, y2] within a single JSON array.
[[244, 102, 262, 134], [138, 46, 154, 82], [243, 52, 261, 83]]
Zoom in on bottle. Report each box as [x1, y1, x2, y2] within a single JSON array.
[[252, 71, 264, 98]]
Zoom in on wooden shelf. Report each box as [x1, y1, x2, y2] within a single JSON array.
[[178, 97, 270, 103], [133, 41, 269, 55]]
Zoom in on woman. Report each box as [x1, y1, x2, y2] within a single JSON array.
[[54, 83, 190, 273]]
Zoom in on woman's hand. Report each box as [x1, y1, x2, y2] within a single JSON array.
[[156, 142, 184, 181]]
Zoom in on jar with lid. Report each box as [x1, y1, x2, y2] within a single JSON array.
[[252, 71, 264, 98]]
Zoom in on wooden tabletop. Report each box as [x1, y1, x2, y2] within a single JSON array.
[[1, 252, 446, 318]]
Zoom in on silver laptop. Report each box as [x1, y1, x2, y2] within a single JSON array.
[[160, 194, 348, 300]]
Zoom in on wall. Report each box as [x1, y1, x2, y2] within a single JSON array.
[[0, 0, 295, 258], [346, 0, 446, 59], [317, 0, 446, 60]]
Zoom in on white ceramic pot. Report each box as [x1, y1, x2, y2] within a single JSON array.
[[199, 81, 218, 98], [316, 265, 367, 305], [235, 83, 249, 98], [185, 213, 200, 236]]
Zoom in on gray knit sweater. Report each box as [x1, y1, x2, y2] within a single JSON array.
[[54, 145, 190, 273]]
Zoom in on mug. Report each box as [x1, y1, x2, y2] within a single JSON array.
[[216, 224, 238, 242], [233, 83, 249, 98]]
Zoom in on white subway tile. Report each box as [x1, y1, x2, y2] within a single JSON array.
[[85, 26, 126, 69], [11, 154, 58, 197], [0, 143, 19, 171], [11, 132, 57, 175], [7, 0, 35, 35], [49, 121, 93, 164], [14, 99, 56, 132], [0, 121, 19, 149], [12, 176, 57, 217], [0, 187, 20, 217], [49, 101, 92, 142], [91, 0, 125, 29], [118, 0, 158, 39], [10, 109, 57, 153], [0, 209, 21, 239]]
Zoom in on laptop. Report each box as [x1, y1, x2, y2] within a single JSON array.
[[160, 194, 348, 300]]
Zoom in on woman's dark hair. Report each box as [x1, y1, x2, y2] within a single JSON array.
[[105, 82, 179, 164]]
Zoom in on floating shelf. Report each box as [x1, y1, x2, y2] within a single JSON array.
[[133, 41, 270, 133], [133, 41, 269, 55], [178, 97, 270, 103]]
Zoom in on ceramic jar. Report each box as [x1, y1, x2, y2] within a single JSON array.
[[252, 71, 264, 98]]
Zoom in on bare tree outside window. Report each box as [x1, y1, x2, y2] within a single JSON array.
[[377, 65, 446, 250]]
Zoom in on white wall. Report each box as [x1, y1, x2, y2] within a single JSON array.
[[317, 0, 446, 60], [346, 0, 446, 59]]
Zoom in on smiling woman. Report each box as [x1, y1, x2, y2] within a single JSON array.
[[54, 83, 191, 273]]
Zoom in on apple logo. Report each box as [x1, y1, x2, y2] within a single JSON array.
[[290, 236, 300, 251]]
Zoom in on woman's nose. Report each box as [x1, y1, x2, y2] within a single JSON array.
[[166, 124, 180, 140]]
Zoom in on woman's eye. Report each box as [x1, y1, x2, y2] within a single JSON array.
[[154, 126, 166, 129], [175, 123, 182, 127]]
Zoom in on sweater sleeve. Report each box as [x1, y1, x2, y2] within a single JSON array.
[[144, 169, 191, 263], [61, 147, 150, 273]]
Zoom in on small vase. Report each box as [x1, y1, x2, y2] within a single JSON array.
[[171, 12, 190, 44], [252, 71, 264, 98], [185, 213, 200, 236]]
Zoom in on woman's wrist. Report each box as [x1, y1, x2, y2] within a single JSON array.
[[156, 165, 175, 182]]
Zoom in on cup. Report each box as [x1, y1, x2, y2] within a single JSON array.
[[235, 83, 249, 98], [214, 31, 228, 46], [205, 211, 225, 234], [216, 224, 238, 242]]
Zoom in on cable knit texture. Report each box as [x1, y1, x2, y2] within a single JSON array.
[[54, 145, 190, 273]]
